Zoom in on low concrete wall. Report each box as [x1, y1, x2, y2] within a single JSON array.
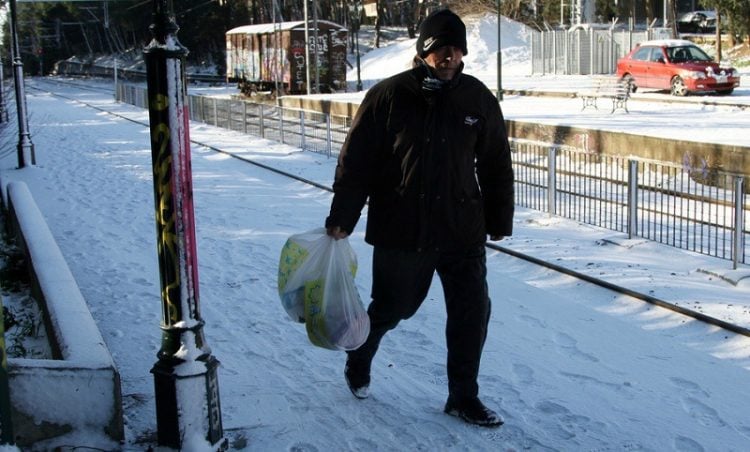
[[504, 121, 750, 177], [278, 96, 750, 177], [1, 181, 123, 448]]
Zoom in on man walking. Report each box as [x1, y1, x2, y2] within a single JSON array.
[[325, 8, 514, 427]]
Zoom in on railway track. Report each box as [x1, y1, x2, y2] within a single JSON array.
[[26, 76, 750, 340]]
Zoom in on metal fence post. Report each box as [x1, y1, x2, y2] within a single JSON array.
[[547, 146, 557, 215], [325, 113, 332, 157], [260, 104, 265, 138], [226, 100, 232, 130], [213, 98, 218, 126], [242, 101, 247, 135], [589, 31, 594, 74], [299, 110, 306, 150], [280, 107, 285, 144], [226, 99, 232, 130], [628, 159, 639, 239], [551, 31, 556, 74], [733, 176, 746, 269]]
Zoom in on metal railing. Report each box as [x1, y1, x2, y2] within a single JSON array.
[[117, 83, 748, 267], [512, 140, 748, 267]]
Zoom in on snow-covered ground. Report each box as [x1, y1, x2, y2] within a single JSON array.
[[1, 12, 749, 452]]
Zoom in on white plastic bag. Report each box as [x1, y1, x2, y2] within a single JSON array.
[[277, 228, 370, 350]]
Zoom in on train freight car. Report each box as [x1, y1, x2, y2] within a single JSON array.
[[226, 20, 348, 95]]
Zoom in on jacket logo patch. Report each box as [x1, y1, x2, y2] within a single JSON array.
[[464, 116, 479, 126]]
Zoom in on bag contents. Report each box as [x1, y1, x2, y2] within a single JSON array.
[[278, 228, 370, 350]]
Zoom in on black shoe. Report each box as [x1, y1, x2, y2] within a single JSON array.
[[444, 396, 504, 427], [344, 364, 370, 399]]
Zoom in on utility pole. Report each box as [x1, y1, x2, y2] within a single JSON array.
[[0, 56, 8, 123], [496, 0, 503, 101], [9, 0, 35, 168], [303, 0, 311, 94], [350, 1, 362, 91], [312, 0, 319, 93], [144, 1, 226, 449]]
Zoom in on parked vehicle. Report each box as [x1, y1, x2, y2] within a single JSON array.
[[676, 11, 717, 34], [616, 39, 740, 96], [226, 21, 348, 95]]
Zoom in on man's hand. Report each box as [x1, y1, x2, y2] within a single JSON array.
[[489, 235, 505, 241], [327, 226, 349, 240]]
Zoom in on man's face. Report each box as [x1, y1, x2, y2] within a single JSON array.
[[423, 45, 463, 81]]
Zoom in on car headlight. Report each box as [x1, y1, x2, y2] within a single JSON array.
[[686, 71, 706, 79]]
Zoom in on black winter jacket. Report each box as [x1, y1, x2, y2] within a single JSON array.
[[325, 61, 514, 252]]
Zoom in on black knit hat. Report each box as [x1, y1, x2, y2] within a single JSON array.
[[416, 9, 468, 58]]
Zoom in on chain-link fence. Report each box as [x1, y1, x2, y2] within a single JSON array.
[[117, 83, 748, 267], [530, 27, 673, 75]]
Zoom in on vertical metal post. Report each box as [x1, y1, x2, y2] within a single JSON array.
[[9, 0, 35, 168], [733, 177, 746, 269], [113, 58, 118, 101], [609, 27, 615, 72], [0, 58, 8, 123], [0, 296, 15, 446], [552, 31, 557, 74], [144, 1, 226, 449], [354, 2, 363, 91], [547, 146, 557, 216], [259, 104, 265, 138], [325, 113, 332, 157], [312, 0, 320, 93], [589, 30, 594, 74], [303, 0, 311, 95], [628, 159, 639, 239], [299, 110, 306, 150], [279, 107, 285, 144], [243, 101, 247, 135], [496, 0, 503, 100]]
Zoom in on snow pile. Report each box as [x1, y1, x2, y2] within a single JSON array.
[[348, 13, 531, 89]]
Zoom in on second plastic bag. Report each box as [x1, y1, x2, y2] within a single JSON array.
[[277, 228, 370, 351]]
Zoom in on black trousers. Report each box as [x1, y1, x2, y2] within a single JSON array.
[[347, 245, 491, 401]]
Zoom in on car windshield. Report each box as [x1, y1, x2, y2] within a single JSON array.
[[667, 45, 712, 63]]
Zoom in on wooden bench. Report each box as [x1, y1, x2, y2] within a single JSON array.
[[580, 77, 631, 113]]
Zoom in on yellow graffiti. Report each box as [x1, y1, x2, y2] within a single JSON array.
[[153, 93, 169, 111], [152, 120, 182, 326]]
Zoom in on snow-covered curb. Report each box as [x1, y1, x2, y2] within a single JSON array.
[[1, 181, 123, 448]]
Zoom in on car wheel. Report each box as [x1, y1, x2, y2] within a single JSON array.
[[671, 76, 688, 96], [621, 75, 637, 93], [716, 89, 734, 95]]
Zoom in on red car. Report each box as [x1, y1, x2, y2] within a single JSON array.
[[616, 39, 740, 96]]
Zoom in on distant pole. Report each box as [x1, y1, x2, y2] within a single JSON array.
[[303, 0, 311, 95], [144, 1, 226, 449], [0, 57, 8, 123], [312, 0, 320, 93], [9, 0, 35, 168], [113, 58, 118, 101], [496, 0, 503, 101], [353, 1, 362, 91]]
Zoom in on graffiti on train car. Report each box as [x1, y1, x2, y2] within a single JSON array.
[[226, 20, 348, 95]]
